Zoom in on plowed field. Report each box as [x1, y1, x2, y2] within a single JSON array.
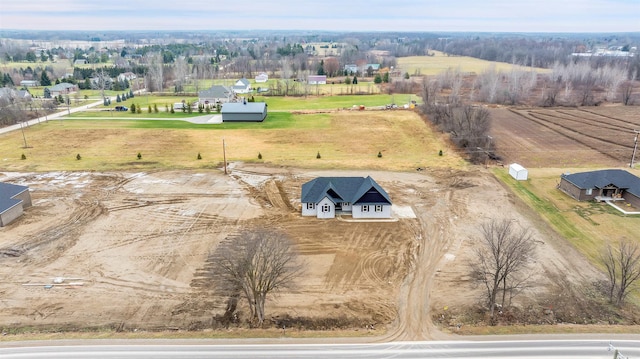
[[490, 106, 640, 168]]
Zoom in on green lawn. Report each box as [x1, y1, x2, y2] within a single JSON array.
[[493, 168, 640, 305]]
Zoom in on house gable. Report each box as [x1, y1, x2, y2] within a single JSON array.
[[300, 176, 391, 219]]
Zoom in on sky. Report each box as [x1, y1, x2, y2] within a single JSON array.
[[1, 0, 639, 33]]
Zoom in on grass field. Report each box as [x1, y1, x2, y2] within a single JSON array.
[[1, 109, 465, 172], [397, 50, 549, 76], [494, 167, 640, 289]]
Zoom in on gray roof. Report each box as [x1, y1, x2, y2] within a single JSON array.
[[221, 102, 266, 114], [236, 78, 250, 86], [301, 176, 391, 205], [198, 85, 231, 99], [561, 169, 640, 197], [0, 182, 29, 214], [49, 83, 76, 91]]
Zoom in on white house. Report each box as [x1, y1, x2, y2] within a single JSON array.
[[301, 176, 392, 219], [255, 72, 268, 83], [117, 72, 137, 82], [232, 78, 252, 94], [509, 163, 528, 181]]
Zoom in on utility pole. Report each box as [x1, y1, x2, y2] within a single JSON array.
[[631, 130, 639, 169], [19, 120, 28, 148], [222, 138, 228, 175]]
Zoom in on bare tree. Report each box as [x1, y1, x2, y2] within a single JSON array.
[[211, 228, 303, 326], [472, 219, 536, 321], [601, 241, 640, 306], [620, 80, 635, 106], [145, 52, 164, 93]]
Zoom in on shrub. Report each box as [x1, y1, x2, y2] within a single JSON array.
[[377, 151, 382, 158], [258, 152, 262, 160], [197, 152, 202, 160], [20, 153, 26, 160], [76, 153, 81, 160], [316, 151, 321, 159], [439, 150, 443, 156], [137, 152, 142, 160]]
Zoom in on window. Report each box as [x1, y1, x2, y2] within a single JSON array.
[[307, 203, 315, 209], [342, 202, 350, 207], [586, 188, 592, 195], [322, 204, 331, 212], [375, 205, 383, 212], [362, 205, 370, 212]]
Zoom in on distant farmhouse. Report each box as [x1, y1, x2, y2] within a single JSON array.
[[301, 176, 392, 219], [308, 75, 327, 85], [255, 72, 268, 83], [19, 80, 38, 87], [232, 78, 252, 94], [117, 72, 137, 82], [221, 101, 267, 122], [48, 82, 78, 97], [198, 85, 234, 105], [0, 182, 32, 227], [558, 169, 640, 209]]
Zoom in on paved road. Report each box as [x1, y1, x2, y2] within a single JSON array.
[[1, 339, 639, 358], [0, 98, 106, 136]]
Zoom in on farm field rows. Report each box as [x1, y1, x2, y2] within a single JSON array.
[[490, 106, 640, 168]]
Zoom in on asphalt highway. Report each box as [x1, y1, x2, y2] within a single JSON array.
[[1, 339, 639, 358]]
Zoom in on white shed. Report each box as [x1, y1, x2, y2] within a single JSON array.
[[509, 163, 528, 181]]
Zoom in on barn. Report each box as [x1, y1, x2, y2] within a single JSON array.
[[0, 182, 32, 227], [509, 163, 528, 180], [308, 75, 327, 85], [221, 102, 267, 122]]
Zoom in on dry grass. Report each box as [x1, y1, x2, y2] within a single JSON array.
[[397, 51, 550, 76], [0, 110, 467, 172]]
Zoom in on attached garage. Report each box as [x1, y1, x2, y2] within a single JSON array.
[[221, 102, 267, 122], [0, 182, 32, 227], [509, 163, 528, 181]]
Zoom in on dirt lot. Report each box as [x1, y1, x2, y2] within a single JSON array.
[[0, 162, 603, 339]]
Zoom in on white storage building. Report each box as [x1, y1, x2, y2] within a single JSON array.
[[509, 163, 528, 181]]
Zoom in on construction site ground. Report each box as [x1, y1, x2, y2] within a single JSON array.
[[0, 162, 603, 340]]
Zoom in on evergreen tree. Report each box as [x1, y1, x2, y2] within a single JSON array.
[[374, 74, 382, 84], [317, 60, 325, 76], [116, 94, 121, 102], [352, 76, 358, 84], [383, 72, 390, 83], [130, 103, 136, 113], [154, 104, 158, 113], [40, 70, 51, 86], [25, 51, 37, 62], [129, 89, 134, 98], [148, 105, 152, 113]]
